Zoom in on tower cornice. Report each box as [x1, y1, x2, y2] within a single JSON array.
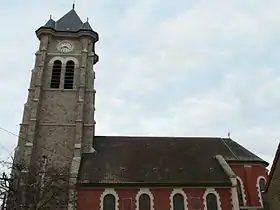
[[35, 27, 99, 43]]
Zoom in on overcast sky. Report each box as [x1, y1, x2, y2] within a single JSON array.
[[0, 0, 279, 168]]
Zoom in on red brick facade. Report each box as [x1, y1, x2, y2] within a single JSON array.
[[231, 164, 268, 207], [77, 164, 268, 210], [77, 188, 228, 210]]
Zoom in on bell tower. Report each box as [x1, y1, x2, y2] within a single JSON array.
[[12, 5, 99, 209]]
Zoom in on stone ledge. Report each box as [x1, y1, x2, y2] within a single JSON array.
[[84, 124, 94, 127], [42, 88, 78, 92], [25, 142, 33, 147], [37, 123, 76, 126], [47, 52, 82, 56]]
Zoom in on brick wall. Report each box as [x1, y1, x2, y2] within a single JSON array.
[[230, 164, 268, 208], [266, 145, 280, 210], [77, 187, 232, 210]]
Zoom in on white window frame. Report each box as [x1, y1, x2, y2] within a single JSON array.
[[203, 188, 222, 210], [170, 188, 188, 210], [100, 188, 119, 210], [256, 176, 267, 207], [236, 176, 247, 206], [135, 188, 154, 210]]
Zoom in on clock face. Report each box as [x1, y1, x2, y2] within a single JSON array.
[[57, 41, 74, 53]]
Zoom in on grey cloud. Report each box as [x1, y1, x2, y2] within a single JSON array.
[[1, 0, 280, 168]]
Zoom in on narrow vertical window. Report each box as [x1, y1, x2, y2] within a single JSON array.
[[139, 194, 150, 210], [103, 194, 115, 210], [64, 60, 75, 89], [50, 60, 62, 88], [258, 178, 266, 206], [237, 179, 244, 206], [206, 193, 218, 210], [173, 194, 185, 210]]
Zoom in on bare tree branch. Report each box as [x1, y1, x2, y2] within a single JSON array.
[[0, 156, 70, 209]]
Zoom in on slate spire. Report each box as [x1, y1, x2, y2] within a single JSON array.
[[81, 18, 93, 30], [55, 7, 83, 31], [36, 5, 98, 42], [43, 16, 56, 29]]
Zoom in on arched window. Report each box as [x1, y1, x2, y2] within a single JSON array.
[[258, 177, 266, 206], [50, 60, 62, 88], [64, 60, 75, 89], [139, 194, 150, 210], [237, 178, 245, 206], [103, 194, 115, 210], [173, 193, 185, 210], [206, 193, 218, 210]]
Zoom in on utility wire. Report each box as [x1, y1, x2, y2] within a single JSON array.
[[0, 127, 18, 138], [0, 126, 16, 157], [0, 125, 74, 159]]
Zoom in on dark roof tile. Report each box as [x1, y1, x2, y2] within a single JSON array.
[[44, 18, 56, 29], [55, 9, 83, 31], [36, 9, 98, 41], [78, 136, 267, 186], [221, 138, 267, 162], [81, 21, 93, 30]]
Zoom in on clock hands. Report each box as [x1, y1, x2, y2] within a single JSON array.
[[62, 46, 70, 50], [57, 41, 73, 53], [60, 45, 71, 52]]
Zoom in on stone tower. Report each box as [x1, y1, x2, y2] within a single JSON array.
[[11, 5, 99, 209]]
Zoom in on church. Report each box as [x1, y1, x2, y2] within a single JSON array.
[[11, 5, 269, 210]]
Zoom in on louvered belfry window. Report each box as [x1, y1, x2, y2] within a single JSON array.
[[64, 60, 75, 89], [50, 60, 62, 88]]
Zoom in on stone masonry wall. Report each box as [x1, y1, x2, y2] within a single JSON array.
[[10, 31, 97, 209], [38, 91, 77, 124], [266, 153, 280, 210]]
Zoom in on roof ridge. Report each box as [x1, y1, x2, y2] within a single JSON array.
[[95, 135, 225, 139], [220, 138, 240, 160]]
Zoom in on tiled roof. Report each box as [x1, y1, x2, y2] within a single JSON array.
[[55, 9, 83, 31], [43, 18, 56, 28], [81, 21, 93, 30], [39, 9, 94, 32], [78, 136, 268, 187], [220, 138, 268, 162]]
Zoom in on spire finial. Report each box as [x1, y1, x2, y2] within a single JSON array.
[[228, 132, 231, 138], [87, 17, 89, 22], [50, 14, 52, 19], [72, 0, 75, 10]]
